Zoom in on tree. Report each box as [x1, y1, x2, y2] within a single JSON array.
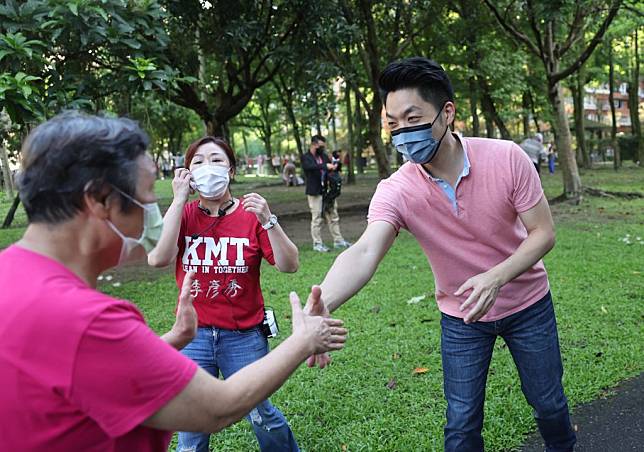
[[0, 0, 177, 227], [484, 0, 623, 201], [607, 39, 621, 169], [162, 0, 318, 138]]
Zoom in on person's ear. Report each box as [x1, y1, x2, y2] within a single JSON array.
[[444, 101, 456, 125], [83, 182, 112, 220]]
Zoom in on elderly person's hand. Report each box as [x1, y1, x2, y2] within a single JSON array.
[[162, 271, 198, 350], [289, 289, 346, 357]]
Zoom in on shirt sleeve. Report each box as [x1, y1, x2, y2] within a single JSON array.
[[257, 222, 276, 265], [69, 302, 198, 438], [510, 143, 545, 213], [367, 180, 406, 232]]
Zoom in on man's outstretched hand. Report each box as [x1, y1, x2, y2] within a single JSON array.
[[303, 285, 333, 368]]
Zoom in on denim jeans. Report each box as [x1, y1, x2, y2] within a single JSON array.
[[177, 326, 299, 452], [441, 292, 576, 452]]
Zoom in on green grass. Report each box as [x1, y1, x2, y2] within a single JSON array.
[[101, 195, 643, 451]]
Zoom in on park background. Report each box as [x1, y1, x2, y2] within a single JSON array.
[[1, 1, 643, 450]]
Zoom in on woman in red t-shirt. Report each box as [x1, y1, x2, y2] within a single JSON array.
[[149, 137, 301, 451]]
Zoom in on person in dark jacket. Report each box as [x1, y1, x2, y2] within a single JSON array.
[[301, 135, 351, 252]]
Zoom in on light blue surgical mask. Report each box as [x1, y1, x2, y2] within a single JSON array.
[[391, 103, 448, 164], [105, 187, 164, 265]]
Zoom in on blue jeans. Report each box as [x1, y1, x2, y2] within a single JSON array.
[[177, 327, 299, 452], [441, 292, 576, 452]]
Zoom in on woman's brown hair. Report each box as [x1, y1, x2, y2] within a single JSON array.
[[184, 136, 237, 177]]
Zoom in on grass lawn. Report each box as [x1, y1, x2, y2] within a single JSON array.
[[98, 164, 643, 451]]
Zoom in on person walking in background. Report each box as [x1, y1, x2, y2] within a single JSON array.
[[547, 143, 556, 175], [301, 135, 351, 252], [520, 133, 547, 175]]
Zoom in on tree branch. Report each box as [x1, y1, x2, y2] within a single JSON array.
[[556, 3, 584, 58], [551, 0, 623, 84], [483, 0, 542, 57]]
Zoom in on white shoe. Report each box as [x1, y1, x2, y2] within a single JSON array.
[[333, 240, 352, 249], [313, 243, 330, 252]]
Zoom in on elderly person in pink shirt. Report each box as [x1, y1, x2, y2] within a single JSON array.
[[0, 111, 347, 451], [304, 57, 575, 452]]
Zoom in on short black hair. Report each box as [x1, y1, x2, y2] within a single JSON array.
[[311, 135, 326, 144], [18, 111, 149, 224], [378, 57, 454, 110]]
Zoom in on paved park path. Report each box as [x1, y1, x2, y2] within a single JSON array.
[[521, 372, 644, 451]]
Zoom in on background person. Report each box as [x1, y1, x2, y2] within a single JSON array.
[[301, 135, 351, 252]]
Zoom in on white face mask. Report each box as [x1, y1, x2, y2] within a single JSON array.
[[190, 165, 230, 199], [105, 189, 164, 266]]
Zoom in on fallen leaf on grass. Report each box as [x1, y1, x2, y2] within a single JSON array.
[[412, 367, 429, 375], [600, 305, 608, 314], [385, 378, 397, 390], [407, 294, 426, 305], [341, 444, 348, 452], [392, 353, 400, 360]]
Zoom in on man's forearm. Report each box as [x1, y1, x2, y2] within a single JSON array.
[[320, 244, 382, 312], [489, 228, 555, 286]]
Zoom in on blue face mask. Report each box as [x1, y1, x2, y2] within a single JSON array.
[[391, 104, 448, 164]]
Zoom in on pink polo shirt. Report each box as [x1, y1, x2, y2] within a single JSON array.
[[368, 137, 550, 321], [0, 245, 198, 451]]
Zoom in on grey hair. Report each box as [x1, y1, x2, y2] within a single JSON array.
[[18, 111, 150, 224]]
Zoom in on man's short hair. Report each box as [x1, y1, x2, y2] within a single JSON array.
[[18, 111, 149, 224], [378, 57, 455, 111], [311, 135, 326, 144]]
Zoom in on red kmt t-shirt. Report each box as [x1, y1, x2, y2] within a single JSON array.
[[175, 200, 275, 330]]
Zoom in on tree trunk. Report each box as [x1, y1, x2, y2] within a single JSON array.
[[608, 41, 620, 170], [2, 193, 20, 229], [345, 84, 356, 184], [0, 142, 14, 198], [628, 29, 641, 165], [478, 77, 511, 140], [469, 77, 480, 137], [522, 91, 531, 138], [206, 118, 226, 138], [313, 95, 322, 136], [277, 85, 304, 160], [354, 89, 365, 174], [241, 131, 249, 157], [549, 81, 582, 200], [571, 72, 590, 168], [330, 107, 337, 150], [527, 89, 541, 133], [367, 107, 390, 179]]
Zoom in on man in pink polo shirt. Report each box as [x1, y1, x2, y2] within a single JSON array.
[[0, 112, 347, 451], [305, 58, 576, 451]]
